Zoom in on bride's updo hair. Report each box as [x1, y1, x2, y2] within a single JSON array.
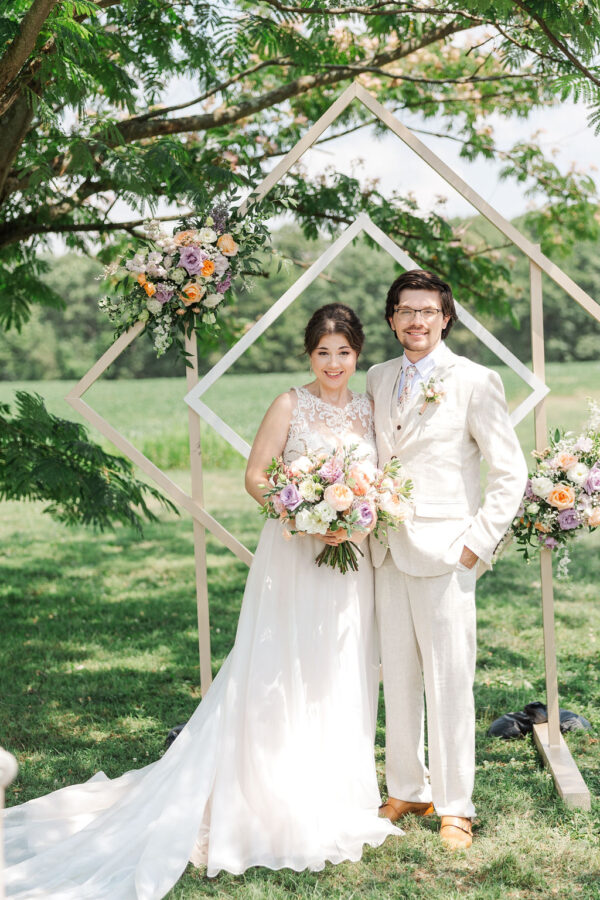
[[304, 303, 364, 356]]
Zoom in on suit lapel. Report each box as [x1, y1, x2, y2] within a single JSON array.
[[393, 343, 457, 445]]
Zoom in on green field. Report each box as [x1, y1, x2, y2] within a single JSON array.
[[1, 365, 600, 898]]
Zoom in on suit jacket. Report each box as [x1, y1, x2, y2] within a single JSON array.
[[366, 343, 528, 576]]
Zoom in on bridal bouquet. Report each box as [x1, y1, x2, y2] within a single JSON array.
[[262, 446, 413, 574], [99, 194, 277, 359], [509, 401, 600, 575]]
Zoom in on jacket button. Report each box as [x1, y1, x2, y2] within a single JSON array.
[[396, 425, 401, 430]]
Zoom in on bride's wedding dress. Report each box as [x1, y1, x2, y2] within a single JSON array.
[[4, 387, 399, 899]]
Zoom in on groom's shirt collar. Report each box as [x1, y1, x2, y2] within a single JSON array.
[[401, 341, 445, 378]]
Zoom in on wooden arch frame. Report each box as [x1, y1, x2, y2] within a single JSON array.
[[67, 82, 599, 809]]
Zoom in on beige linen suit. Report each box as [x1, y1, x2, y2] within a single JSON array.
[[367, 342, 527, 817]]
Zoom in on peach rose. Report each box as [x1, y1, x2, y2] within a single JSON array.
[[181, 282, 206, 306], [201, 259, 215, 277], [217, 233, 239, 257], [142, 280, 156, 297], [534, 521, 551, 533], [348, 466, 372, 496], [555, 451, 578, 471], [174, 229, 200, 246], [586, 507, 600, 528], [379, 492, 407, 522], [323, 483, 354, 512], [547, 483, 576, 510]]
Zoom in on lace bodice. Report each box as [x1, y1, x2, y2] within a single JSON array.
[[283, 386, 377, 465]]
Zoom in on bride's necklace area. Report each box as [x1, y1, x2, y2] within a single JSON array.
[[304, 383, 353, 410]]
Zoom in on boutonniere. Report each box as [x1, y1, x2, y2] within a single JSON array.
[[419, 376, 445, 415]]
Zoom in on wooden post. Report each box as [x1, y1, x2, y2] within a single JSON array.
[[185, 330, 212, 695], [529, 258, 591, 809], [0, 747, 18, 899]]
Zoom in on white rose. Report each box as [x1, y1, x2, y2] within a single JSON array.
[[198, 227, 217, 243], [202, 293, 221, 309], [530, 475, 554, 499], [213, 253, 230, 276], [288, 455, 313, 476], [313, 500, 337, 527], [567, 462, 589, 485], [298, 479, 322, 502], [526, 502, 539, 515], [295, 509, 324, 534]]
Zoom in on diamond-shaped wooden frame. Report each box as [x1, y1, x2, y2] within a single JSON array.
[[184, 211, 549, 459], [67, 82, 600, 807]]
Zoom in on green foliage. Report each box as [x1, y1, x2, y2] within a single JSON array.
[[0, 390, 177, 530], [3, 216, 600, 383], [1, 0, 600, 337]]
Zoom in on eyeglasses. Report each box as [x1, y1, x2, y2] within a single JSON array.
[[393, 307, 442, 322]]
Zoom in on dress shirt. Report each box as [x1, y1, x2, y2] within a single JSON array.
[[397, 341, 445, 401]]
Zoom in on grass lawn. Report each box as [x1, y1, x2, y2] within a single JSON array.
[[1, 365, 600, 898]]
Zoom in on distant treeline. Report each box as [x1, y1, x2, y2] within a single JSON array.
[[2, 219, 599, 381]]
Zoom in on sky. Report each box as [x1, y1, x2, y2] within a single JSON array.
[[289, 100, 599, 222]]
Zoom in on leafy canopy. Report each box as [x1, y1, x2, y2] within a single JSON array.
[[1, 0, 600, 330]]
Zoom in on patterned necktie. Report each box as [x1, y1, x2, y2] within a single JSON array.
[[397, 363, 417, 413]]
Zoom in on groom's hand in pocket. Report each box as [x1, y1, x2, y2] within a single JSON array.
[[459, 545, 479, 569]]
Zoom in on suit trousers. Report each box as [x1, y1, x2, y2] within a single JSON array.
[[375, 553, 477, 818]]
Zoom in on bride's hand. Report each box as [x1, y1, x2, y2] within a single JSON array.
[[314, 527, 349, 546]]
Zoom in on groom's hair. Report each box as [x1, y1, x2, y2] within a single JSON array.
[[385, 270, 458, 339]]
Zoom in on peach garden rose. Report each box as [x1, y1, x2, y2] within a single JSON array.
[[546, 484, 576, 510], [217, 233, 239, 256], [324, 483, 354, 512]]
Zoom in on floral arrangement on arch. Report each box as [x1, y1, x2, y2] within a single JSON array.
[[261, 445, 413, 574], [509, 400, 600, 575], [99, 193, 285, 358]]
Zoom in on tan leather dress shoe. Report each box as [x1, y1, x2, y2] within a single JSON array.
[[440, 815, 472, 849], [378, 798, 435, 823]]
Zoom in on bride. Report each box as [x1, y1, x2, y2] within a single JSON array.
[[3, 303, 399, 898]]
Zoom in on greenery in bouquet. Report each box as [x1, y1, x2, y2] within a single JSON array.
[[261, 446, 413, 575], [99, 192, 292, 360], [509, 400, 600, 575]]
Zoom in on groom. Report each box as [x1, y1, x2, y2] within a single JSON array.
[[367, 270, 527, 849]]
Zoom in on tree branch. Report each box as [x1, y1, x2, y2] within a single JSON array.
[[512, 0, 600, 89], [113, 17, 475, 144], [320, 64, 543, 86], [0, 0, 60, 98], [0, 212, 189, 248], [126, 57, 292, 125], [258, 0, 483, 22]]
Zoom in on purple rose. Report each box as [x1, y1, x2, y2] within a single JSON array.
[[318, 457, 343, 484], [216, 273, 232, 294], [538, 535, 559, 549], [355, 501, 375, 528], [524, 479, 537, 500], [584, 463, 600, 495], [279, 484, 303, 511], [178, 245, 206, 275], [557, 508, 579, 531], [155, 283, 174, 305]]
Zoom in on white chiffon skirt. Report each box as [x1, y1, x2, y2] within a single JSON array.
[[4, 520, 400, 898]]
